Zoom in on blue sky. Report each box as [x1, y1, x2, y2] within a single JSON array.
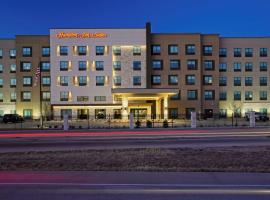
[[0, 0, 269, 38]]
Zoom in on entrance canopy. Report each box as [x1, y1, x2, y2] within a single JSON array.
[[112, 88, 179, 97]]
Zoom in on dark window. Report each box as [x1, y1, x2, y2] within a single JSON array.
[[95, 61, 104, 71], [151, 45, 161, 55], [22, 47, 32, 57], [60, 91, 69, 101], [245, 62, 253, 71], [234, 91, 241, 100], [204, 60, 215, 70], [260, 62, 268, 71], [60, 61, 69, 71], [203, 75, 213, 85], [78, 46, 87, 55], [204, 90, 215, 100], [260, 48, 267, 57], [234, 77, 241, 86], [219, 48, 227, 57], [170, 91, 180, 100], [78, 76, 87, 86], [234, 48, 241, 57], [219, 76, 227, 86], [152, 60, 163, 70], [42, 92, 51, 101], [20, 62, 31, 72], [245, 77, 253, 86], [96, 46, 105, 55], [78, 61, 87, 71], [40, 62, 50, 72], [42, 47, 50, 57], [234, 62, 241, 72], [133, 61, 141, 71], [113, 76, 121, 86], [42, 77, 50, 86], [151, 75, 161, 85], [168, 45, 178, 55], [187, 90, 197, 100], [260, 77, 267, 86], [133, 76, 141, 86], [186, 75, 195, 85], [185, 44, 195, 55], [187, 60, 197, 70], [170, 60, 180, 70], [113, 46, 121, 56], [96, 76, 105, 86], [260, 91, 267, 100], [113, 61, 121, 71], [59, 46, 68, 56], [245, 91, 253, 100], [168, 75, 178, 85], [203, 45, 213, 56], [219, 63, 227, 72], [245, 48, 253, 57], [219, 92, 227, 100]]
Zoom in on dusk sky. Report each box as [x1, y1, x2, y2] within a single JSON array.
[[0, 0, 269, 38]]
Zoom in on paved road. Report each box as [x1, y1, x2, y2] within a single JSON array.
[[0, 171, 269, 200]]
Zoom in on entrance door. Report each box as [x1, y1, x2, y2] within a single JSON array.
[[130, 108, 147, 119]]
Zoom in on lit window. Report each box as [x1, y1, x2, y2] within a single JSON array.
[[170, 60, 180, 70], [21, 91, 31, 101], [203, 75, 213, 85], [168, 75, 178, 85], [9, 49, 16, 58], [113, 61, 121, 71], [0, 78, 3, 87], [60, 91, 69, 101], [20, 62, 31, 72], [168, 45, 178, 55], [23, 77, 32, 87], [133, 46, 141, 56], [113, 76, 121, 86], [10, 64, 16, 73], [151, 75, 161, 85], [113, 46, 121, 56], [152, 60, 163, 70], [42, 77, 50, 86], [0, 64, 3, 73], [203, 45, 213, 56], [10, 92, 16, 102], [42, 92, 50, 101], [185, 44, 195, 55], [10, 78, 16, 88], [22, 47, 32, 57], [60, 76, 69, 86], [245, 91, 253, 100]]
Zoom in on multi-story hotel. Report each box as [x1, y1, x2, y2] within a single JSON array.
[[0, 23, 270, 119]]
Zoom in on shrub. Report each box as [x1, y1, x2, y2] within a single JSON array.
[[146, 120, 152, 128], [163, 120, 169, 128]]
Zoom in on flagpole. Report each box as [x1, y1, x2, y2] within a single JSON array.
[[39, 58, 43, 129]]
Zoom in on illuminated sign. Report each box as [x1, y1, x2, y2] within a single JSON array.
[[56, 32, 108, 39]]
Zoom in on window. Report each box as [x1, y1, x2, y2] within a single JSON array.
[[59, 46, 68, 56], [168, 45, 178, 55], [245, 48, 253, 57], [22, 47, 32, 57], [245, 62, 253, 71], [78, 76, 87, 86], [42, 77, 50, 86], [219, 63, 227, 72], [42, 47, 50, 57], [171, 91, 180, 100], [78, 46, 87, 55], [113, 76, 121, 86], [113, 46, 121, 56], [234, 62, 241, 72], [152, 60, 163, 70], [10, 64, 16, 73], [0, 49, 2, 58], [187, 60, 197, 70], [23, 77, 32, 87], [133, 76, 141, 86], [260, 77, 267, 86], [204, 90, 215, 100], [170, 60, 180, 70], [20, 62, 31, 72], [77, 96, 89, 102], [0, 78, 3, 87], [260, 62, 267, 71], [10, 78, 16, 88], [169, 108, 178, 119], [187, 90, 197, 100], [95, 61, 104, 71], [113, 61, 121, 71], [96, 46, 105, 55], [245, 77, 253, 86], [60, 61, 69, 71], [133, 46, 141, 55], [10, 92, 16, 102], [203, 75, 213, 85], [0, 64, 3, 73], [219, 109, 227, 118], [234, 48, 241, 57], [61, 109, 72, 119], [219, 76, 227, 86], [151, 75, 161, 85], [185, 44, 195, 55], [234, 91, 241, 100], [23, 109, 32, 119], [94, 96, 106, 101], [96, 76, 105, 86], [186, 75, 195, 85], [234, 77, 241, 86], [260, 91, 267, 100], [204, 60, 215, 70], [219, 48, 227, 57], [151, 45, 161, 55], [21, 91, 31, 101], [133, 61, 141, 70], [78, 61, 87, 71], [42, 92, 50, 101], [95, 109, 106, 119], [219, 92, 227, 100], [40, 62, 50, 72], [60, 76, 69, 86], [168, 75, 178, 85], [260, 48, 267, 57], [245, 91, 253, 100], [203, 45, 213, 56], [0, 93, 3, 102], [9, 49, 16, 58], [60, 91, 69, 101]]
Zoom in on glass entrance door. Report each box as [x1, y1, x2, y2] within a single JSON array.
[[130, 108, 147, 119]]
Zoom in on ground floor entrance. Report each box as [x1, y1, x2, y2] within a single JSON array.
[[130, 108, 147, 119]]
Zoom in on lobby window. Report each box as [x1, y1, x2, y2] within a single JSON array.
[[133, 61, 141, 70], [94, 96, 106, 102], [219, 63, 227, 72], [187, 90, 197, 100], [20, 62, 31, 72], [219, 109, 227, 118], [133, 46, 141, 56], [203, 45, 213, 56], [21, 91, 31, 102], [168, 45, 178, 55], [245, 77, 253, 86], [260, 62, 268, 71], [22, 47, 32, 57], [260, 77, 267, 86], [10, 92, 16, 102], [151, 75, 161, 85], [170, 91, 181, 100], [78, 61, 87, 71], [245, 62, 253, 71], [96, 46, 105, 56], [42, 92, 51, 101], [170, 60, 180, 70], [152, 60, 163, 70], [10, 64, 16, 73], [204, 60, 215, 70], [234, 91, 241, 100], [113, 46, 121, 56], [9, 49, 16, 58], [260, 91, 267, 100], [245, 91, 253, 100], [219, 48, 227, 57], [133, 76, 141, 86], [260, 48, 268, 57], [59, 46, 68, 56], [42, 76, 50, 86], [151, 45, 161, 55], [95, 109, 106, 119], [204, 90, 215, 100], [186, 75, 195, 85], [234, 77, 241, 86], [0, 93, 3, 102], [233, 62, 241, 72], [185, 44, 195, 55], [187, 60, 197, 70], [77, 96, 89, 102], [78, 76, 87, 86], [234, 48, 242, 57], [219, 76, 227, 86], [0, 78, 3, 87], [23, 109, 32, 119], [168, 75, 178, 85], [219, 92, 227, 100], [203, 75, 213, 85], [78, 46, 87, 55], [60, 91, 69, 101], [60, 76, 69, 86], [113, 61, 121, 71], [96, 76, 105, 86], [42, 47, 50, 57], [95, 61, 104, 71], [40, 62, 50, 72], [0, 64, 3, 73], [10, 78, 16, 88], [23, 77, 32, 87], [60, 61, 69, 71], [113, 76, 121, 86], [245, 48, 253, 57], [0, 49, 2, 58]]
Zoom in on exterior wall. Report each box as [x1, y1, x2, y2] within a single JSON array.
[[0, 39, 16, 116]]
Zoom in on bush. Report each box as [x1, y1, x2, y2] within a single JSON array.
[[163, 120, 169, 128], [135, 120, 141, 128], [146, 120, 152, 128]]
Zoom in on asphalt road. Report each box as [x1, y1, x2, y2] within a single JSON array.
[[0, 171, 269, 200]]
